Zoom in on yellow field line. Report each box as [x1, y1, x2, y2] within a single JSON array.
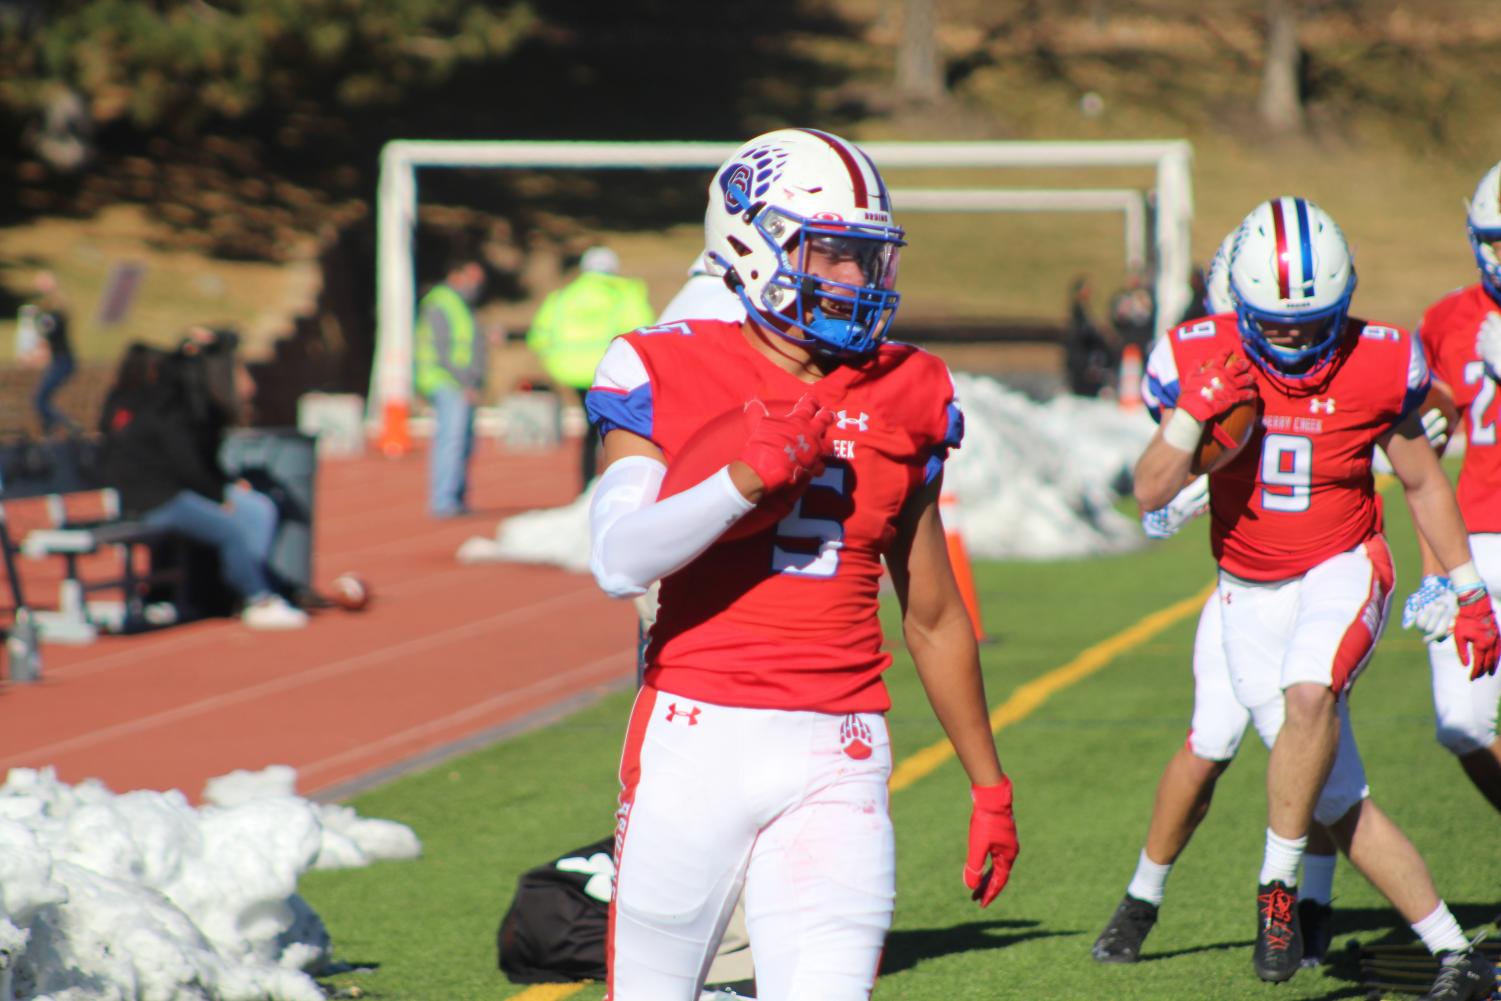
[[890, 582, 1215, 792], [511, 582, 1213, 1000]]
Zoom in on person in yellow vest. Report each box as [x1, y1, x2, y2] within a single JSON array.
[[414, 259, 487, 518], [527, 246, 654, 493]]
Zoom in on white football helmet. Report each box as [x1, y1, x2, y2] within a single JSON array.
[[704, 128, 904, 355], [1204, 228, 1239, 315], [1229, 196, 1356, 377], [1467, 160, 1501, 301]]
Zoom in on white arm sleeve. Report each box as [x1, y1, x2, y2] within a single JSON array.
[[589, 455, 755, 598]]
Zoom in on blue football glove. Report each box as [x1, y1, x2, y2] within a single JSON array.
[[1141, 475, 1210, 540], [1402, 575, 1458, 645]]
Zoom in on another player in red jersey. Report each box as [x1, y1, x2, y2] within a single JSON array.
[[584, 128, 1016, 1001], [1402, 159, 1501, 822], [1134, 197, 1498, 997]]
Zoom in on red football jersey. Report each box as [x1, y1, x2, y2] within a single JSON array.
[[1418, 284, 1501, 532], [586, 319, 962, 713], [1143, 313, 1428, 581]]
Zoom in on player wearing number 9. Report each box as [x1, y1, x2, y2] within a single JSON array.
[[1135, 196, 1497, 990], [582, 128, 1016, 1001]]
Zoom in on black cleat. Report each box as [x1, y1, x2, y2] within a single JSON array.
[[1253, 880, 1303, 982], [1297, 899, 1333, 968], [1092, 894, 1159, 963], [1418, 948, 1494, 1001]]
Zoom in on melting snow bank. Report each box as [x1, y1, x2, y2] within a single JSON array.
[[458, 376, 1158, 569], [0, 765, 420, 1001]]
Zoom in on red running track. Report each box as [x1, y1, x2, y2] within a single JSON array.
[[0, 438, 637, 802]]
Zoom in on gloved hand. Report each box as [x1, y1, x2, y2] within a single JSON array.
[[1401, 575, 1458, 645], [1142, 475, 1210, 539], [738, 394, 832, 495], [964, 776, 1019, 908], [1421, 407, 1450, 453], [1176, 352, 1257, 424], [1454, 585, 1501, 680], [1477, 312, 1501, 383]]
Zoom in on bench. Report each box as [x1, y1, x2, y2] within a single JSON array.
[[0, 435, 188, 644]]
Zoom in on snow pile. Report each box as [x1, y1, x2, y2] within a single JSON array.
[[0, 765, 420, 1001], [946, 374, 1156, 559], [461, 375, 1156, 569]]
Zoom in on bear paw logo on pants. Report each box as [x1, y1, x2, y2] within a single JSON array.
[[839, 715, 873, 760]]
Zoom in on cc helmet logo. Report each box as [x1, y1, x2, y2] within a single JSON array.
[[722, 163, 754, 212]]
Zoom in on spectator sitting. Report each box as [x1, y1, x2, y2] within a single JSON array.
[[100, 340, 306, 631]]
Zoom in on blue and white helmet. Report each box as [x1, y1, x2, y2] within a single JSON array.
[[1229, 196, 1356, 377], [1204, 228, 1239, 315], [1467, 161, 1501, 303], [704, 128, 904, 356]]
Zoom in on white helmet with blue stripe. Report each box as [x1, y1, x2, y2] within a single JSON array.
[[1229, 196, 1356, 377], [1467, 161, 1501, 302], [1204, 228, 1239, 315], [704, 128, 904, 356]]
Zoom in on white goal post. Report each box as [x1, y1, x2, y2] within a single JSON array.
[[370, 138, 1194, 447]]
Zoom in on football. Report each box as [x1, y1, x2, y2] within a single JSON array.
[[329, 572, 372, 612], [1422, 378, 1460, 456], [658, 400, 821, 541], [1190, 396, 1261, 475]]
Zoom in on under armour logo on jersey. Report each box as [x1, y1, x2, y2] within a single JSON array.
[[836, 410, 870, 431], [664, 703, 701, 725], [1310, 398, 1337, 414], [840, 714, 874, 760]]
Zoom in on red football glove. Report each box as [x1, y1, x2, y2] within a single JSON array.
[[737, 394, 832, 495], [1454, 586, 1500, 680], [964, 776, 1019, 908], [1177, 352, 1257, 424]]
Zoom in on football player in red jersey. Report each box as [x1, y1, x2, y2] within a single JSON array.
[[1134, 197, 1498, 997], [1402, 160, 1501, 825], [1095, 229, 1343, 968], [583, 128, 1016, 1001]]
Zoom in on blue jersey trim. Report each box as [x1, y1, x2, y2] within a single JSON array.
[[1146, 372, 1181, 424], [924, 401, 964, 485], [585, 384, 654, 439]]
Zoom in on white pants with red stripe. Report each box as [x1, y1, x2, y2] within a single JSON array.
[[608, 687, 894, 1001], [1426, 532, 1501, 755], [1215, 537, 1392, 824]]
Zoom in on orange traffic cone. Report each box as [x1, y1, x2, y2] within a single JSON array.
[[1118, 343, 1144, 411], [377, 398, 412, 458], [939, 490, 986, 642]]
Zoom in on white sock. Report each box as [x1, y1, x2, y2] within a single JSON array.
[[1258, 828, 1307, 886], [1126, 849, 1173, 907], [1299, 853, 1336, 905], [1412, 902, 1469, 955]]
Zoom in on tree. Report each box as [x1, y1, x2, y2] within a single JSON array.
[[895, 0, 943, 106], [1259, 0, 1305, 133]]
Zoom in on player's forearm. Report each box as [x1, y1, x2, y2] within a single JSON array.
[[1404, 476, 1475, 574], [1413, 520, 1447, 578], [907, 615, 1004, 787], [1134, 426, 1196, 512], [588, 458, 752, 597]]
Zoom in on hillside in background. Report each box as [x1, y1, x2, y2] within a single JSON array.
[[1, 0, 1498, 421]]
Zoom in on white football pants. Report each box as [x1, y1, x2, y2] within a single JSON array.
[[1426, 532, 1501, 755], [1216, 537, 1392, 824], [608, 686, 894, 1001]]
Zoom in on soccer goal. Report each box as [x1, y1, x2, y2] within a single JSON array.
[[370, 138, 1194, 449]]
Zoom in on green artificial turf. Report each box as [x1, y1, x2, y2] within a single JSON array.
[[303, 479, 1501, 1000]]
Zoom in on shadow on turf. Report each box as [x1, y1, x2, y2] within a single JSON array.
[[879, 919, 1057, 975]]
